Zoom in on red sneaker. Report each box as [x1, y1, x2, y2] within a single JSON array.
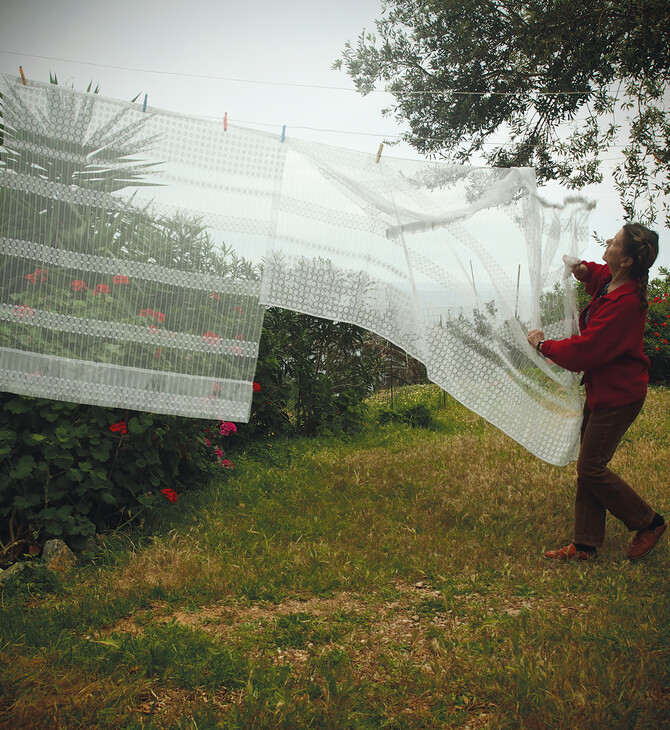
[[544, 543, 595, 561], [627, 523, 666, 561]]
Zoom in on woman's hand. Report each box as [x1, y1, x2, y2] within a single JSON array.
[[562, 255, 588, 280], [527, 329, 545, 350]]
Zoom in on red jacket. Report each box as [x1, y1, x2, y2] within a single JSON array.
[[542, 261, 649, 409]]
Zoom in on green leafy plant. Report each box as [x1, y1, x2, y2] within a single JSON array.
[[0, 394, 218, 562], [645, 266, 670, 384]]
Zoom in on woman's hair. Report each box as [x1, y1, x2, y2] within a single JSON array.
[[621, 223, 659, 310]]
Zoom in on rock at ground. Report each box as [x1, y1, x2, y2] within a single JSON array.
[[42, 539, 77, 574], [0, 561, 27, 584]]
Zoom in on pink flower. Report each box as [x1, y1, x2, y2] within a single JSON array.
[[94, 284, 111, 296], [113, 275, 129, 284], [253, 382, 261, 393], [109, 421, 127, 434], [220, 459, 235, 469], [148, 326, 158, 334], [219, 421, 237, 437], [13, 305, 35, 318], [214, 448, 224, 457], [203, 331, 220, 346], [229, 344, 243, 355], [210, 292, 221, 301], [204, 438, 211, 446], [154, 348, 162, 359], [71, 279, 88, 292], [139, 308, 153, 318]]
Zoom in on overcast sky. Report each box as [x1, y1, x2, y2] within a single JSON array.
[[1, 0, 668, 271]]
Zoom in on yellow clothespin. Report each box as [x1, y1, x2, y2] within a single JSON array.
[[19, 66, 27, 85], [376, 143, 384, 164]]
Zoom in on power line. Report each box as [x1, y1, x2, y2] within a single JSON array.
[[0, 51, 632, 155], [1, 49, 592, 97]]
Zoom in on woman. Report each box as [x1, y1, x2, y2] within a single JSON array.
[[527, 223, 665, 561]]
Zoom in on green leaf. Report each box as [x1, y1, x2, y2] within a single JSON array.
[[127, 417, 149, 435], [0, 429, 17, 444], [3, 397, 34, 414], [23, 432, 48, 447], [13, 493, 41, 509], [9, 454, 36, 479]]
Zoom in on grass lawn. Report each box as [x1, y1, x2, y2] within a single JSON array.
[[1, 385, 668, 728]]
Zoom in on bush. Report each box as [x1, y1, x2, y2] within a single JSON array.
[[0, 394, 218, 562], [377, 403, 437, 429], [645, 267, 670, 385]]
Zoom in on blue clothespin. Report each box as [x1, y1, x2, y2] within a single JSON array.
[[281, 125, 286, 143], [142, 94, 148, 112]]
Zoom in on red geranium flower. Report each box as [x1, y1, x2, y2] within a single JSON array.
[[210, 292, 221, 301], [71, 279, 88, 292], [203, 331, 220, 345], [13, 305, 35, 318], [253, 382, 261, 393], [219, 421, 237, 437], [161, 487, 178, 503], [94, 284, 111, 296], [113, 275, 129, 284], [139, 308, 165, 323], [109, 421, 127, 434], [25, 268, 47, 283]]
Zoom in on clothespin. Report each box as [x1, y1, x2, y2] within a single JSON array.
[[142, 94, 148, 112], [19, 66, 27, 85], [281, 125, 286, 143], [224, 112, 228, 131], [376, 143, 384, 164]]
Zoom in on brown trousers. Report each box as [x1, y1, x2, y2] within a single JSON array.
[[574, 398, 655, 548]]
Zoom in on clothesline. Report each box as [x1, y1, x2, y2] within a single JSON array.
[[1, 49, 595, 96]]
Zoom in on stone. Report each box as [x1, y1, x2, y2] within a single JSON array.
[[0, 561, 26, 584], [42, 539, 77, 574]]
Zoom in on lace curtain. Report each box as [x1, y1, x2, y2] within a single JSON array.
[[0, 77, 593, 464]]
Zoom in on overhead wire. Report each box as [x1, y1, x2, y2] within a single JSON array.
[[0, 49, 636, 158], [0, 49, 593, 96]]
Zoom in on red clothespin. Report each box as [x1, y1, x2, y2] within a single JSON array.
[[19, 66, 27, 85], [224, 112, 228, 131]]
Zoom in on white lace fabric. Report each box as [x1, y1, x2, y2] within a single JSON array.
[[1, 77, 592, 464]]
